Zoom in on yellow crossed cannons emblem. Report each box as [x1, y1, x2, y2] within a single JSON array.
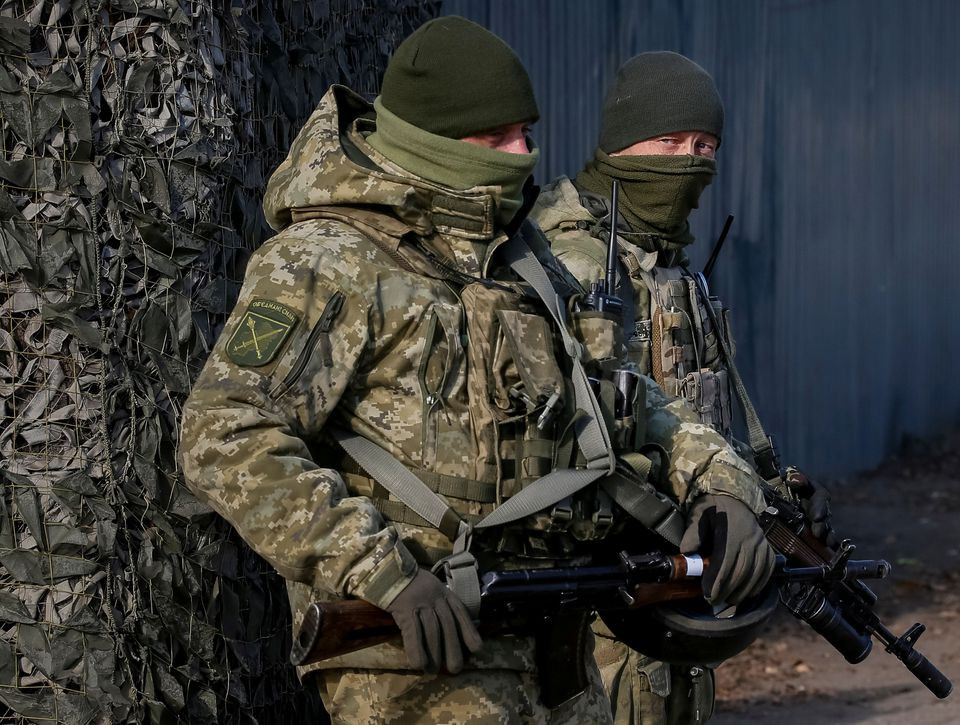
[[226, 299, 299, 367]]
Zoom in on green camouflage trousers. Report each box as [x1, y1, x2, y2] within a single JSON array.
[[593, 629, 714, 725], [313, 654, 613, 724]]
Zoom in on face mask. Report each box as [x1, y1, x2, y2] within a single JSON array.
[[367, 98, 539, 226], [576, 149, 716, 253]]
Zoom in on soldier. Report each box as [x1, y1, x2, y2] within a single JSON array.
[[181, 23, 775, 724], [532, 52, 833, 724]]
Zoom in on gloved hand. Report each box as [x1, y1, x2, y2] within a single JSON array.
[[785, 467, 837, 547], [680, 494, 776, 607], [385, 569, 483, 674]]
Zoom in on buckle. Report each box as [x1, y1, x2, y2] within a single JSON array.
[[592, 510, 614, 539], [549, 497, 573, 530]]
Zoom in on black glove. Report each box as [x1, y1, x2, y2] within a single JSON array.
[[680, 494, 776, 606], [384, 569, 483, 674], [785, 467, 837, 547]]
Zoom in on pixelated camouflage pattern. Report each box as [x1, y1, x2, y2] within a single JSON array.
[[531, 175, 620, 292], [571, 312, 624, 364], [314, 631, 613, 724], [180, 85, 561, 677], [532, 177, 733, 428], [593, 631, 715, 725], [639, 378, 763, 512], [533, 177, 738, 446], [180, 86, 765, 696]]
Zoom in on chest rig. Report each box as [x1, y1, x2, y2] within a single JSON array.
[[301, 203, 686, 614], [574, 192, 736, 440]]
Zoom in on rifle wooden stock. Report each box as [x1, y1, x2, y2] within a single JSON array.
[[290, 599, 397, 665], [290, 577, 706, 667]]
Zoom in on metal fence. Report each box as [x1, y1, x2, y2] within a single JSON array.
[[444, 0, 960, 475]]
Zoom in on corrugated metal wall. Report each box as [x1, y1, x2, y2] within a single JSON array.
[[442, 0, 960, 475]]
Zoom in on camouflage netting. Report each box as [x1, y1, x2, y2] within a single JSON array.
[[0, 0, 437, 722]]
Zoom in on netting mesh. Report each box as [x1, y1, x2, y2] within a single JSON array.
[[0, 1, 438, 721]]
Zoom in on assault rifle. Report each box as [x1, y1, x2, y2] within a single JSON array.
[[289, 551, 890, 707], [290, 493, 952, 701]]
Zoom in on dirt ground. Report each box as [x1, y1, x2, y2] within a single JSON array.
[[712, 432, 960, 724]]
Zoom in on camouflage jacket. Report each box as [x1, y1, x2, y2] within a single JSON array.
[[533, 176, 737, 439], [180, 87, 765, 674]]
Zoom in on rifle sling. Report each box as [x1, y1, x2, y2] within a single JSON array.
[[682, 266, 780, 480]]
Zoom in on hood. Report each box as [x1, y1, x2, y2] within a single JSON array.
[[532, 176, 659, 275], [263, 85, 506, 243], [530, 176, 595, 235]]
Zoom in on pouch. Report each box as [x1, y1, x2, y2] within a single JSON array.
[[570, 310, 623, 364], [460, 282, 565, 497]]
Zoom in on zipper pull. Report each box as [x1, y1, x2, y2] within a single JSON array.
[[536, 390, 563, 431]]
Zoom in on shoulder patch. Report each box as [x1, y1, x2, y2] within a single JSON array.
[[226, 299, 300, 367]]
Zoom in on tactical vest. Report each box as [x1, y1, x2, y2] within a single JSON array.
[[297, 206, 683, 566], [557, 195, 736, 440], [631, 263, 734, 440]]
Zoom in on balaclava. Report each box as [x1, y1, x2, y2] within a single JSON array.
[[367, 16, 540, 225], [577, 52, 723, 258]]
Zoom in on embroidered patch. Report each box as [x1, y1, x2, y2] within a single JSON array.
[[226, 299, 299, 367]]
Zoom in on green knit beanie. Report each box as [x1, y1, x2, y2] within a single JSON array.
[[599, 51, 724, 153], [380, 16, 540, 138]]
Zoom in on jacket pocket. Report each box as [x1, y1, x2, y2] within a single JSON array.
[[418, 306, 461, 467], [418, 311, 443, 467], [269, 290, 345, 399], [491, 309, 564, 418]]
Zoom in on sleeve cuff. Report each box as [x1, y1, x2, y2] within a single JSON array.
[[691, 460, 766, 514], [348, 539, 418, 609]]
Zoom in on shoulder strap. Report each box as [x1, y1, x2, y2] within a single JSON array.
[[332, 429, 484, 614], [497, 235, 615, 469]]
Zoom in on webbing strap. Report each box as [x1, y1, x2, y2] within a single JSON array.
[[433, 550, 482, 615], [343, 462, 497, 503], [599, 474, 684, 546], [466, 235, 617, 529], [684, 268, 780, 479], [477, 468, 607, 528], [337, 431, 483, 614], [499, 235, 615, 473], [368, 497, 481, 531], [333, 430, 470, 542]]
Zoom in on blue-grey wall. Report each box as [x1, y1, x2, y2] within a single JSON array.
[[443, 0, 960, 475]]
